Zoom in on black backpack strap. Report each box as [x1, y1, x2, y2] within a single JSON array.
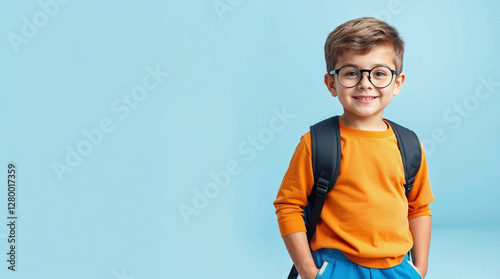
[[307, 116, 341, 241], [287, 116, 341, 279], [385, 119, 422, 197]]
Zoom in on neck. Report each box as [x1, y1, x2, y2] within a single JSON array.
[[339, 114, 388, 131]]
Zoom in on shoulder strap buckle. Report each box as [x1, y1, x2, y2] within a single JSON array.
[[316, 177, 329, 197]]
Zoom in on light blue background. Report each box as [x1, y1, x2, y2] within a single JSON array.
[[0, 0, 499, 278]]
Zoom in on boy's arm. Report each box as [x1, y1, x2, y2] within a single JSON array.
[[407, 145, 434, 278], [409, 215, 431, 278], [282, 232, 319, 279]]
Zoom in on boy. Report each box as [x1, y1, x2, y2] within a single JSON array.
[[274, 17, 435, 279]]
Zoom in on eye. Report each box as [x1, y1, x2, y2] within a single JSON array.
[[344, 71, 359, 77], [374, 71, 387, 77]]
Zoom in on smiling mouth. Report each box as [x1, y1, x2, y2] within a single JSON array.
[[354, 96, 378, 100]]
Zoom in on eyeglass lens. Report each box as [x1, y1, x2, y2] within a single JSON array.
[[338, 66, 394, 88]]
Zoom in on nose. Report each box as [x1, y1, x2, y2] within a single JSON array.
[[358, 72, 372, 89]]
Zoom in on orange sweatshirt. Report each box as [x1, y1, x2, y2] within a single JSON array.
[[274, 120, 435, 268]]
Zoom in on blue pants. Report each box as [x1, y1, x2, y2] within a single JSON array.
[[312, 249, 422, 279]]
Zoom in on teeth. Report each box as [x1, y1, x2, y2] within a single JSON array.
[[356, 97, 375, 100]]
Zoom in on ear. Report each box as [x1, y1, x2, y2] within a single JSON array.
[[324, 73, 337, 97], [392, 72, 406, 96]]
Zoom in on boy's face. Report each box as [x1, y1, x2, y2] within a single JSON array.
[[324, 44, 405, 125]]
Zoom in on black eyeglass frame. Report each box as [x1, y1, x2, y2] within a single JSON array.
[[329, 65, 400, 89]]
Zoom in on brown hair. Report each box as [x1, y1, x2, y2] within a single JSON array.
[[324, 17, 405, 73]]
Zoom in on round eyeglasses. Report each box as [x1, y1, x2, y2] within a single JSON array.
[[329, 65, 399, 88]]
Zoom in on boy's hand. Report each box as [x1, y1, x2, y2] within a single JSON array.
[[309, 269, 319, 279], [282, 232, 319, 279], [415, 264, 426, 279], [409, 215, 431, 279], [302, 268, 320, 279]]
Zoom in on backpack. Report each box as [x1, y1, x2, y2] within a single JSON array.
[[287, 116, 422, 279]]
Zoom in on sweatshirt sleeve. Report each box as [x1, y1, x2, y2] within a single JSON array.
[[407, 142, 435, 220], [273, 133, 315, 237]]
